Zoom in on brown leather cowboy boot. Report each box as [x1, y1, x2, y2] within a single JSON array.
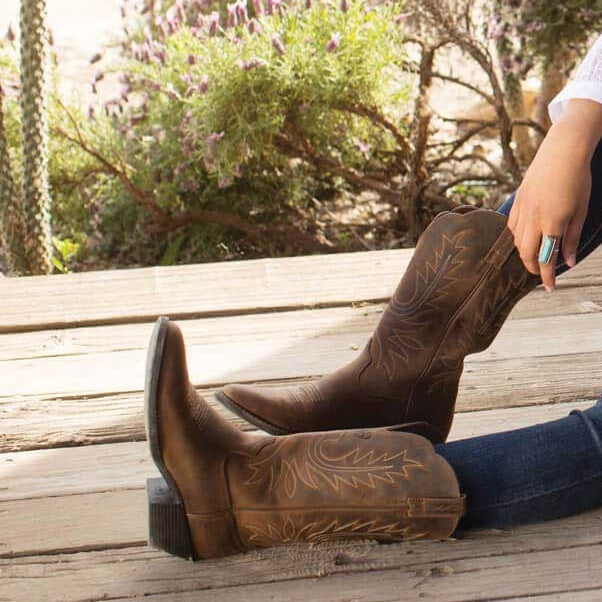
[[145, 317, 465, 560], [216, 207, 540, 443]]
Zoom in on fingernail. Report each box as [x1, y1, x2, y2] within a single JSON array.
[[544, 285, 554, 293], [567, 253, 576, 267]]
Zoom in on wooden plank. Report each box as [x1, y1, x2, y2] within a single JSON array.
[[3, 351, 601, 453], [0, 249, 413, 333], [1, 510, 601, 601], [1, 310, 601, 401], [0, 489, 145, 558], [121, 542, 602, 602], [1, 246, 600, 333], [2, 284, 602, 364], [2, 400, 593, 502]]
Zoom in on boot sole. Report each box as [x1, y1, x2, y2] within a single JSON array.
[[144, 316, 196, 560], [215, 390, 291, 436]]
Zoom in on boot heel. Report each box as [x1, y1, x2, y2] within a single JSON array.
[[147, 477, 195, 560]]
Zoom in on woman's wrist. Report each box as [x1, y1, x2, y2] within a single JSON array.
[[550, 99, 602, 162]]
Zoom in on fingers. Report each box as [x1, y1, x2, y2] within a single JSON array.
[[538, 242, 558, 292], [519, 226, 543, 276], [561, 213, 586, 268]]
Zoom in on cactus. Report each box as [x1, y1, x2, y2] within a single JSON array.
[[19, 0, 52, 274], [0, 84, 29, 274]]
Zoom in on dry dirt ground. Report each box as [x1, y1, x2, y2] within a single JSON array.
[[0, 0, 122, 102]]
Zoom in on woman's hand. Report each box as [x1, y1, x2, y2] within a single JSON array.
[[508, 99, 602, 291]]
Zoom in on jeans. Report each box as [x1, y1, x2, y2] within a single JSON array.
[[434, 138, 602, 528]]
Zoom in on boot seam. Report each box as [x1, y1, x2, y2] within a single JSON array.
[[405, 259, 497, 421]]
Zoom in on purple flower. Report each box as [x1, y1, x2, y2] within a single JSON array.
[[205, 131, 225, 146], [164, 83, 181, 100], [157, 19, 169, 38], [238, 57, 267, 71], [5, 24, 15, 43], [198, 74, 210, 94], [218, 177, 233, 189], [187, 54, 196, 65], [247, 19, 262, 34], [93, 71, 105, 83], [305, 0, 312, 9], [156, 47, 168, 66], [175, 0, 186, 23], [236, 1, 249, 24], [340, 0, 349, 12], [89, 52, 102, 64], [272, 34, 286, 56], [326, 32, 341, 52], [226, 3, 238, 27], [252, 0, 265, 17], [208, 12, 220, 36]]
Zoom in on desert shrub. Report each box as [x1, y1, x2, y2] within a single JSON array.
[[53, 0, 414, 267]]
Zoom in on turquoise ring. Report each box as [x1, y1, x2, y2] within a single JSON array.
[[539, 235, 560, 265]]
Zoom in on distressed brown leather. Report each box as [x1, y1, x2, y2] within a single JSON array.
[[155, 321, 465, 559], [217, 207, 540, 443]]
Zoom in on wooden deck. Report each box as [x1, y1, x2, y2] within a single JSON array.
[[2, 246, 602, 601]]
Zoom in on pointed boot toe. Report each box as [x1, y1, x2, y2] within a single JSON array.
[[217, 383, 322, 435]]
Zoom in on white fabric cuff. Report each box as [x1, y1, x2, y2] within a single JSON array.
[[548, 81, 602, 123]]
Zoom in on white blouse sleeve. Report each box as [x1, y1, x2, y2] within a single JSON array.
[[548, 34, 602, 123]]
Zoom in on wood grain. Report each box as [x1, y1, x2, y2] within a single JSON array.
[[2, 510, 601, 601], [1, 246, 600, 333], [1, 310, 601, 401]]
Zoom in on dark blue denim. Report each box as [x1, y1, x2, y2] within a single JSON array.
[[436, 396, 602, 528], [434, 138, 602, 529]]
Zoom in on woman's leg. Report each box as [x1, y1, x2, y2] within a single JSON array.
[[496, 137, 602, 275], [435, 394, 602, 528]]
